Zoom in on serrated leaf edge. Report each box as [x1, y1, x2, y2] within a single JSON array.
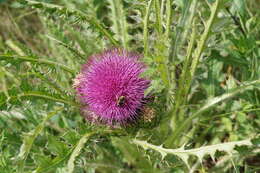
[[132, 139, 252, 168]]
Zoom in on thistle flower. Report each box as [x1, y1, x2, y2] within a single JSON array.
[[74, 49, 150, 126]]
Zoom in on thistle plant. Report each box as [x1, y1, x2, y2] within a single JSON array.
[[74, 48, 150, 126], [0, 0, 259, 173]]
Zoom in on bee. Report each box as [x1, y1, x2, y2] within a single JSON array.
[[116, 96, 126, 106]]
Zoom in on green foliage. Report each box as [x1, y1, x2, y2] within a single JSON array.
[[0, 0, 260, 172], [133, 138, 253, 168]]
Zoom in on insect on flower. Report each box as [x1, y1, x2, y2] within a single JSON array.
[[73, 48, 151, 126], [116, 96, 126, 107]]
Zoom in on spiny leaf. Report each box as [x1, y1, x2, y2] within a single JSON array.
[[46, 35, 85, 60], [33, 149, 73, 173], [19, 72, 69, 97], [22, 0, 119, 46], [108, 0, 131, 49], [0, 91, 77, 107], [112, 137, 163, 173], [17, 107, 63, 172], [167, 79, 260, 146], [0, 54, 75, 74], [67, 132, 95, 173], [47, 135, 70, 156], [190, 0, 220, 76], [143, 0, 154, 57], [133, 139, 252, 168], [67, 129, 117, 173]]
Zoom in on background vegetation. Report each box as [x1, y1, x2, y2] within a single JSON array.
[[0, 0, 259, 172]]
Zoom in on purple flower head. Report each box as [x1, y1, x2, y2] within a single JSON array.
[[74, 48, 150, 126]]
